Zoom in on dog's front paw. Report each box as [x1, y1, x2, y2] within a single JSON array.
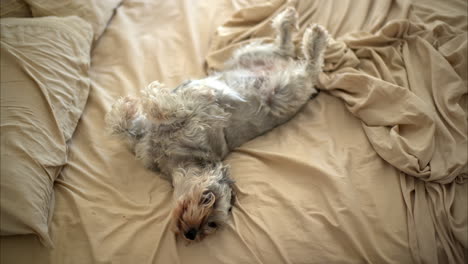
[[105, 96, 140, 135], [140, 81, 182, 124], [140, 82, 165, 121], [142, 81, 166, 98]]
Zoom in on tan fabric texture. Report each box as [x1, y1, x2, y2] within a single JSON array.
[[1, 0, 466, 264], [0, 16, 93, 247], [0, 0, 31, 18], [24, 0, 121, 41], [207, 0, 468, 263]]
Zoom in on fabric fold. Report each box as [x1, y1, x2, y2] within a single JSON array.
[[205, 1, 467, 263]]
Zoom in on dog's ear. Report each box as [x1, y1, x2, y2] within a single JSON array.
[[200, 190, 216, 207]]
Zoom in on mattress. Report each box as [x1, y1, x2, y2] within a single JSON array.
[[1, 0, 466, 263]]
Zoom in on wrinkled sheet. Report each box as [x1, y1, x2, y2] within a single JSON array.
[[207, 0, 468, 262], [0, 16, 93, 247], [1, 0, 467, 263]]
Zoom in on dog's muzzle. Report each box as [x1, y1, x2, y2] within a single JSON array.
[[184, 228, 198, 240]]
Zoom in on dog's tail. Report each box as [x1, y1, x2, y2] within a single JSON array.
[[105, 96, 148, 147]]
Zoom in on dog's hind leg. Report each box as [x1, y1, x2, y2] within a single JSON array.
[[302, 24, 329, 79], [263, 24, 328, 119], [272, 6, 298, 57], [225, 7, 298, 69]]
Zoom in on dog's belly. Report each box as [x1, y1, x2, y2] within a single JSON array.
[[220, 62, 300, 150], [183, 58, 301, 152]]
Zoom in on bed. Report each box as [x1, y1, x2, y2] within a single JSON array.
[[1, 0, 466, 263]]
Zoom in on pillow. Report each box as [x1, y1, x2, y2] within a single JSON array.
[[0, 0, 31, 18], [0, 16, 93, 247], [24, 0, 122, 41]]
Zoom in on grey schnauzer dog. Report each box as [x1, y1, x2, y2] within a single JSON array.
[[105, 7, 329, 242]]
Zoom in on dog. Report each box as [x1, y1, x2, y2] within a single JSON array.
[[105, 6, 329, 242]]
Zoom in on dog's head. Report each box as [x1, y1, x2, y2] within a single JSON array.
[[171, 163, 235, 242]]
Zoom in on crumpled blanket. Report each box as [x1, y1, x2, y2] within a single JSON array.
[[206, 0, 468, 263]]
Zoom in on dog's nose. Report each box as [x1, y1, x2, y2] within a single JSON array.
[[184, 228, 198, 240]]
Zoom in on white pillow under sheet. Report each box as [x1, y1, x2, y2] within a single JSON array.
[[0, 16, 93, 247], [24, 0, 122, 41]]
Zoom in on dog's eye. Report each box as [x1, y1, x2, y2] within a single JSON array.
[[207, 222, 217, 228]]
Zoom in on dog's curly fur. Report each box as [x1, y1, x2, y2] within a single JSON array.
[[105, 7, 329, 242]]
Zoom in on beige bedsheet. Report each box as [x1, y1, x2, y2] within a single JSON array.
[[1, 0, 466, 263]]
